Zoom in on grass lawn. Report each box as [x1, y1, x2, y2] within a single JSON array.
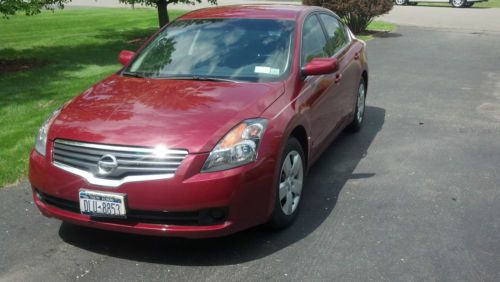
[[358, 21, 397, 41], [0, 8, 186, 187], [0, 8, 395, 187]]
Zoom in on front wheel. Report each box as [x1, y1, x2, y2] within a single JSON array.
[[268, 137, 305, 229], [451, 0, 466, 7], [345, 77, 366, 133], [395, 0, 408, 5]]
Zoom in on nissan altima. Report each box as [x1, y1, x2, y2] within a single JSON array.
[[29, 4, 369, 238]]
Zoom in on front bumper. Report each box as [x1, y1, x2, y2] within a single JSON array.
[[29, 144, 278, 238]]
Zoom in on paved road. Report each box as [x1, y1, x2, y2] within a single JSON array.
[[379, 6, 500, 33], [1, 16, 500, 282]]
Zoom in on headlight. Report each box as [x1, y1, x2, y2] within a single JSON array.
[[35, 108, 61, 157], [202, 118, 268, 172]]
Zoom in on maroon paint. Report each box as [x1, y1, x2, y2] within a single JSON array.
[[118, 50, 135, 66], [29, 5, 368, 238], [301, 58, 338, 76]]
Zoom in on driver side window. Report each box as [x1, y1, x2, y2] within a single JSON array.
[[301, 14, 328, 65], [319, 14, 349, 56]]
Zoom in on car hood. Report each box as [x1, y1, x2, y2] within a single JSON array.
[[49, 75, 284, 153]]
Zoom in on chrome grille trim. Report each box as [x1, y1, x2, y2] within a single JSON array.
[[55, 139, 188, 154], [52, 139, 188, 187]]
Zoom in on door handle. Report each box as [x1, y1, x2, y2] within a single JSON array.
[[335, 74, 342, 83], [354, 53, 360, 60]]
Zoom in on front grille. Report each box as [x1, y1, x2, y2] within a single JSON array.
[[53, 139, 188, 181], [36, 190, 228, 226]]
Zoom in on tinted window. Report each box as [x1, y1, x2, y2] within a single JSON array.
[[127, 19, 295, 82], [301, 15, 328, 64], [319, 14, 349, 56]]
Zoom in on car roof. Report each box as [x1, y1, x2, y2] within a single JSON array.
[[179, 4, 312, 21]]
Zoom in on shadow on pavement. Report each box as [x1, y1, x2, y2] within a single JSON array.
[[59, 106, 385, 266], [374, 32, 403, 38]]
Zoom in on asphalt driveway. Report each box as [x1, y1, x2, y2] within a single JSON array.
[[1, 24, 499, 281], [379, 6, 500, 33]]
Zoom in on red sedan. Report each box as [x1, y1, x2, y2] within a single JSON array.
[[29, 4, 368, 238]]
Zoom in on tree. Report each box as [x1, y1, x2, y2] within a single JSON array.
[[1, 0, 217, 28], [1, 0, 70, 17], [303, 0, 393, 33], [119, 0, 217, 27]]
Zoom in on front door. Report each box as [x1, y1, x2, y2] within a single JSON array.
[[299, 14, 344, 153]]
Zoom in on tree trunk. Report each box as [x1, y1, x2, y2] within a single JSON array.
[[157, 0, 170, 28]]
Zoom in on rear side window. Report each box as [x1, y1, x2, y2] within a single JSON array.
[[301, 15, 328, 64], [319, 14, 349, 56]]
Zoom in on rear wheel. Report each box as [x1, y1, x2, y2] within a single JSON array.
[[395, 0, 408, 5], [345, 77, 366, 133], [451, 0, 466, 7], [268, 137, 305, 229]]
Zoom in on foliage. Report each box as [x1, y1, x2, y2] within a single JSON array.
[[0, 0, 69, 17], [118, 0, 217, 27], [303, 0, 393, 33]]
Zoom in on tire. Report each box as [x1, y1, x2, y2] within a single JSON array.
[[345, 77, 367, 133], [267, 137, 305, 229], [395, 0, 408, 5], [451, 0, 466, 7]]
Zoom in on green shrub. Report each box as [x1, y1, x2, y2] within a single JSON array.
[[303, 0, 393, 33]]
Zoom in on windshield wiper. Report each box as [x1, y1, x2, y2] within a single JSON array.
[[121, 71, 148, 78], [162, 75, 239, 83]]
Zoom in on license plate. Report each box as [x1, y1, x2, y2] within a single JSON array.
[[79, 189, 126, 218]]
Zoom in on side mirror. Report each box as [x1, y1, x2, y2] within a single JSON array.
[[119, 50, 135, 66], [301, 58, 338, 77]]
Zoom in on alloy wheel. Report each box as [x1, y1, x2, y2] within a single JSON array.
[[356, 83, 366, 123], [279, 150, 304, 216]]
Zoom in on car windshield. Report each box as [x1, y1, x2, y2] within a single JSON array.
[[125, 18, 295, 82]]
